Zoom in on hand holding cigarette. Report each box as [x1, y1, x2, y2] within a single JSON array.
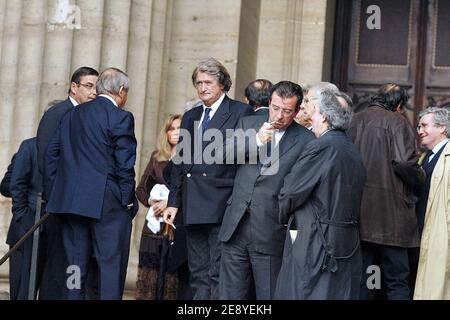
[[258, 121, 275, 144]]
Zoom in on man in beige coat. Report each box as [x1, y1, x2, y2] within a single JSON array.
[[414, 107, 450, 300]]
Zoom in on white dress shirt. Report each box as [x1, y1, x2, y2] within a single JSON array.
[[197, 93, 226, 128], [429, 138, 449, 162], [99, 94, 118, 107]]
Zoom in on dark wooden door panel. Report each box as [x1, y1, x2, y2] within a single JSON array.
[[424, 0, 450, 108], [332, 0, 450, 125], [346, 0, 420, 125]]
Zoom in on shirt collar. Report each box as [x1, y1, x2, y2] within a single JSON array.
[[203, 93, 225, 116], [320, 128, 332, 137], [99, 94, 118, 107], [432, 138, 449, 155], [69, 96, 79, 107]]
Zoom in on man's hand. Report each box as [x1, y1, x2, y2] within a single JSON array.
[[257, 122, 274, 144], [163, 207, 178, 226], [151, 200, 168, 217]]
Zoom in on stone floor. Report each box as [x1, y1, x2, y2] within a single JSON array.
[[0, 291, 9, 300]]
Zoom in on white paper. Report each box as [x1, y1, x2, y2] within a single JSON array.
[[146, 184, 170, 233]]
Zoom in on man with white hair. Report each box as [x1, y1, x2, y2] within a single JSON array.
[[44, 68, 138, 300], [274, 89, 366, 299], [414, 107, 450, 300]]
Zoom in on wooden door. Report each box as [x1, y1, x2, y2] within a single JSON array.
[[332, 0, 450, 127]]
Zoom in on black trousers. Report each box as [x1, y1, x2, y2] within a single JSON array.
[[60, 201, 132, 300], [360, 241, 411, 300], [219, 212, 282, 300], [185, 224, 221, 300]]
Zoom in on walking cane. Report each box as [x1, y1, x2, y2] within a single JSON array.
[[0, 212, 49, 267], [27, 192, 44, 300], [155, 223, 173, 300]]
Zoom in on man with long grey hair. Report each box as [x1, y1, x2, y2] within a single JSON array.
[[164, 58, 253, 299], [44, 67, 138, 299], [275, 89, 366, 299]]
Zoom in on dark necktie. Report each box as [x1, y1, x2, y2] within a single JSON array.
[[427, 150, 434, 163], [201, 108, 211, 133]]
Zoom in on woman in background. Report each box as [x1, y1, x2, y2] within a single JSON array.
[[135, 114, 191, 300]]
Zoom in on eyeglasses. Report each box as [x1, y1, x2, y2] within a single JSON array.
[[270, 104, 295, 116], [77, 82, 96, 90], [417, 122, 440, 132], [303, 97, 318, 105]]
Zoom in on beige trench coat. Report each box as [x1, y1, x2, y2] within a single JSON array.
[[414, 142, 450, 300]]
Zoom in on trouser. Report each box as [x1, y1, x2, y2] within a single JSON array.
[[60, 204, 132, 300], [185, 224, 222, 300], [360, 241, 411, 300], [219, 212, 282, 300]]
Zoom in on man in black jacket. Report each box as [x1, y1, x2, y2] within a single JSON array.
[[164, 58, 253, 300], [36, 66, 98, 299], [6, 138, 41, 300]]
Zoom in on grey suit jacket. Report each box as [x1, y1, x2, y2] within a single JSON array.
[[219, 115, 315, 256]]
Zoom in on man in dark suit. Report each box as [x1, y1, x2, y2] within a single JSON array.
[[36, 67, 99, 300], [37, 67, 98, 179], [6, 137, 41, 300], [274, 89, 366, 299], [244, 79, 273, 116], [0, 154, 16, 198], [44, 68, 138, 300], [218, 81, 314, 299], [164, 58, 253, 300]]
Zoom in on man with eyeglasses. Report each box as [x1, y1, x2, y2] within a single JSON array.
[[413, 107, 450, 300], [35, 66, 98, 299], [44, 68, 138, 299], [218, 81, 314, 299], [347, 83, 424, 300], [37, 67, 99, 178]]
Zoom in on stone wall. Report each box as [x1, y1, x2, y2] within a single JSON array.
[[0, 0, 334, 298]]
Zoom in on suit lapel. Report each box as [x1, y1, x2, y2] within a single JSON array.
[[275, 122, 300, 159], [258, 122, 301, 176], [207, 95, 232, 131], [427, 143, 449, 208]]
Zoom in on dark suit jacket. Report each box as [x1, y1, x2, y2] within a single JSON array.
[[254, 107, 269, 117], [275, 130, 366, 299], [219, 115, 315, 256], [0, 153, 16, 198], [44, 96, 138, 219], [168, 95, 253, 225], [7, 138, 42, 246], [36, 98, 74, 180]]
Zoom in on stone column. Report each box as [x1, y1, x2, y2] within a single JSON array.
[[0, 0, 6, 59], [39, 0, 75, 114], [100, 0, 131, 71], [126, 0, 152, 174], [11, 0, 47, 147], [71, 0, 104, 70], [0, 0, 22, 163], [256, 0, 333, 86]]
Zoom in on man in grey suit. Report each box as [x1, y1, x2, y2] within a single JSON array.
[[218, 81, 315, 299]]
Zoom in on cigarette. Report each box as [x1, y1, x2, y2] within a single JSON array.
[[168, 222, 176, 229]]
